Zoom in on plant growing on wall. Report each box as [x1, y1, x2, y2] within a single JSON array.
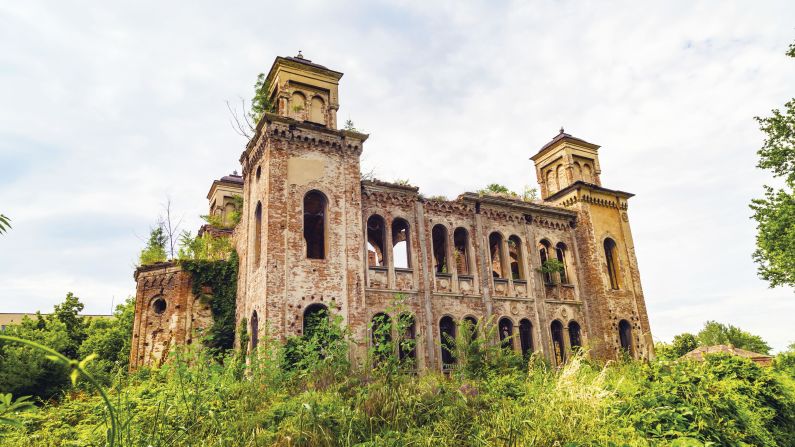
[[538, 259, 565, 285], [138, 225, 167, 266]]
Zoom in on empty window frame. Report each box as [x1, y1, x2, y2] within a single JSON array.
[[392, 218, 411, 269], [519, 318, 534, 357], [618, 319, 634, 356], [254, 201, 263, 265], [453, 227, 470, 275], [498, 317, 514, 350], [556, 242, 570, 284], [569, 321, 582, 352], [371, 313, 392, 363], [604, 238, 620, 289], [432, 224, 449, 274], [303, 303, 328, 338], [367, 214, 387, 267], [462, 316, 478, 342], [398, 313, 416, 364], [304, 191, 327, 259], [439, 316, 457, 367], [539, 240, 552, 284], [508, 235, 524, 280], [489, 232, 506, 278], [309, 96, 325, 124], [551, 320, 566, 365]]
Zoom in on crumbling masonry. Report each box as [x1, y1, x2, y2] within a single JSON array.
[[129, 54, 654, 370]]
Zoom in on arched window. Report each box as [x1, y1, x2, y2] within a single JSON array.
[[367, 215, 387, 267], [439, 316, 456, 368], [254, 201, 263, 265], [432, 225, 449, 274], [453, 227, 470, 275], [583, 164, 593, 183], [546, 170, 557, 194], [398, 313, 416, 364], [619, 320, 634, 356], [303, 303, 328, 337], [573, 161, 582, 181], [392, 218, 411, 269], [371, 313, 392, 362], [539, 240, 552, 284], [309, 96, 325, 124], [489, 232, 506, 278], [508, 235, 524, 280], [556, 164, 565, 189], [604, 238, 620, 289], [569, 321, 582, 352], [462, 316, 478, 342], [498, 317, 514, 350], [519, 318, 534, 357], [250, 311, 259, 351], [290, 91, 306, 118], [304, 191, 327, 259], [551, 320, 566, 365], [556, 242, 570, 285]]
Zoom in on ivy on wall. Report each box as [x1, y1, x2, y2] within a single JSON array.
[[181, 251, 239, 354]]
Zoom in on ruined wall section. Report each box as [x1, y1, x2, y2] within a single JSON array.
[[129, 262, 213, 369], [237, 114, 367, 356], [554, 188, 654, 360]]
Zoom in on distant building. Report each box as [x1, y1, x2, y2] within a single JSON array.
[[0, 313, 112, 331], [682, 345, 773, 367], [130, 53, 655, 371]]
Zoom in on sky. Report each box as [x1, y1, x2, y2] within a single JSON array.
[[0, 1, 793, 351]]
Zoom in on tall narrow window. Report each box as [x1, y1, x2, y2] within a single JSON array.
[[551, 320, 566, 365], [250, 311, 259, 352], [539, 240, 552, 284], [304, 191, 326, 259], [498, 317, 514, 350], [303, 303, 328, 338], [290, 91, 306, 119], [371, 313, 392, 363], [392, 218, 411, 269], [432, 224, 449, 274], [569, 321, 582, 352], [618, 320, 634, 356], [254, 201, 262, 265], [519, 319, 534, 357], [453, 227, 470, 275], [367, 215, 387, 267], [489, 232, 505, 278], [508, 235, 524, 280], [439, 316, 457, 368], [398, 313, 416, 364], [462, 316, 478, 342], [604, 238, 620, 289], [556, 242, 569, 284]]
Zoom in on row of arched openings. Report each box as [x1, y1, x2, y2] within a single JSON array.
[[438, 316, 537, 368], [367, 215, 411, 269], [550, 320, 582, 365], [370, 313, 417, 364]]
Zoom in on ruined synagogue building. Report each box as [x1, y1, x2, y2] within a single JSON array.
[[130, 53, 654, 370]]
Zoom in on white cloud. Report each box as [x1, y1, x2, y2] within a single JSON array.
[[0, 0, 793, 350]]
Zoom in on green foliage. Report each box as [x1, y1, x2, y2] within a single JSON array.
[[249, 73, 274, 125], [78, 298, 135, 384], [697, 320, 771, 355], [477, 183, 513, 196], [0, 214, 10, 235], [657, 333, 699, 360], [180, 252, 239, 353], [751, 41, 795, 288], [522, 185, 539, 201], [138, 225, 167, 266], [177, 230, 233, 261], [343, 119, 358, 131], [539, 258, 566, 284], [774, 342, 795, 377], [0, 394, 34, 427]]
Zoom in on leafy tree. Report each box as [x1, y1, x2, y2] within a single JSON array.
[[139, 225, 167, 265], [696, 320, 771, 354], [670, 332, 699, 357], [774, 342, 795, 377], [751, 41, 795, 287], [249, 73, 274, 125], [49, 292, 87, 358], [478, 183, 513, 196], [78, 297, 135, 383]]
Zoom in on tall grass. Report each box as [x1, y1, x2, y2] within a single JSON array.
[[1, 322, 793, 447]]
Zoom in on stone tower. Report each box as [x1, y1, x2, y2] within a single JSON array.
[[235, 53, 370, 350], [531, 129, 654, 360]]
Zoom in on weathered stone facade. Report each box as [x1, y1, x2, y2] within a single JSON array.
[[130, 53, 654, 370]]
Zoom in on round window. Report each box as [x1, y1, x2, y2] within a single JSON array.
[[152, 298, 167, 315]]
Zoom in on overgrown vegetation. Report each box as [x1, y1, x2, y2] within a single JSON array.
[[1, 307, 794, 446], [477, 183, 539, 202], [656, 320, 773, 359], [181, 251, 239, 354]]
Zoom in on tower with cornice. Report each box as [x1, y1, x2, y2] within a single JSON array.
[[531, 129, 654, 360]]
